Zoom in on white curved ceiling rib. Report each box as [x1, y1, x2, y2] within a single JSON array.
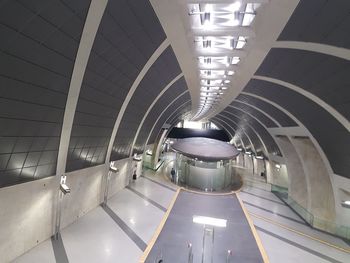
[[150, 0, 300, 121]]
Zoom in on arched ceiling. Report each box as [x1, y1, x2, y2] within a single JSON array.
[[150, 0, 299, 119], [0, 0, 349, 188]]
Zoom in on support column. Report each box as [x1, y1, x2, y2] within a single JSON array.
[[291, 137, 336, 228]]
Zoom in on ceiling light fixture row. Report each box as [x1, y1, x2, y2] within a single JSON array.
[[188, 1, 262, 119]]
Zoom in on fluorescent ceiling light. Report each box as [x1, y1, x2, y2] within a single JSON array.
[[204, 4, 212, 12], [228, 70, 234, 76], [242, 3, 257, 26], [236, 36, 246, 49], [229, 2, 241, 12], [242, 13, 255, 26], [231, 57, 240, 65], [275, 164, 281, 169], [341, 201, 350, 208], [193, 215, 227, 227]]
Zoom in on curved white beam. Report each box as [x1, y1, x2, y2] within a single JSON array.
[[222, 110, 270, 156], [253, 75, 350, 132], [166, 100, 192, 124], [145, 91, 190, 146], [226, 105, 290, 162], [105, 39, 170, 164], [211, 117, 245, 147], [150, 0, 201, 117], [216, 113, 256, 153], [273, 41, 350, 61], [129, 73, 184, 157], [228, 105, 271, 130], [241, 91, 336, 178], [56, 0, 108, 176], [150, 100, 192, 145], [211, 117, 234, 139], [234, 99, 282, 127]]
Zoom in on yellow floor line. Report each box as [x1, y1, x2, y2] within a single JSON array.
[[237, 194, 270, 263], [138, 188, 181, 263], [249, 211, 350, 254]]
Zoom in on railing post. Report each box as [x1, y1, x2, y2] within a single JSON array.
[[226, 250, 233, 263], [188, 242, 193, 263]]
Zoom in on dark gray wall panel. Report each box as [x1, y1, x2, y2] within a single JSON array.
[[256, 48, 350, 120], [66, 0, 166, 171], [278, 0, 350, 49], [167, 104, 192, 126], [229, 101, 278, 128], [210, 119, 235, 141], [133, 77, 188, 153], [148, 94, 191, 146], [236, 94, 298, 127], [111, 47, 182, 161], [0, 0, 90, 187], [211, 118, 235, 139], [222, 108, 282, 156], [244, 79, 350, 178], [152, 103, 192, 147], [218, 113, 265, 155], [216, 114, 254, 152]]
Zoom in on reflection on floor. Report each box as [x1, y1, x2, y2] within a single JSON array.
[[14, 160, 350, 263], [146, 190, 264, 262]]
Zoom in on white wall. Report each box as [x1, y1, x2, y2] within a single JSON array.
[[0, 176, 58, 262], [0, 158, 131, 262], [291, 137, 336, 223], [266, 160, 288, 188]]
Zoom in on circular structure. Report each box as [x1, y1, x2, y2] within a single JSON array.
[[171, 137, 239, 161]]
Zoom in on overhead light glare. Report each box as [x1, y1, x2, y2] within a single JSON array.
[[341, 201, 350, 208], [231, 57, 240, 65], [193, 215, 227, 227], [230, 2, 241, 12]]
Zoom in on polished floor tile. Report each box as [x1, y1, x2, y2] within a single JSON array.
[[129, 177, 174, 208], [12, 161, 350, 263], [107, 188, 165, 243], [13, 238, 56, 263], [61, 206, 142, 263]]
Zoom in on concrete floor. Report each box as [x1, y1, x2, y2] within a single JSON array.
[[13, 158, 350, 263]]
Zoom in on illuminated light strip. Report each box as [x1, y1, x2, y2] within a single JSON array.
[[249, 211, 350, 254], [193, 216, 227, 227]]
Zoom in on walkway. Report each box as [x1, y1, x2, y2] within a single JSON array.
[[144, 189, 266, 262], [14, 157, 350, 263]]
